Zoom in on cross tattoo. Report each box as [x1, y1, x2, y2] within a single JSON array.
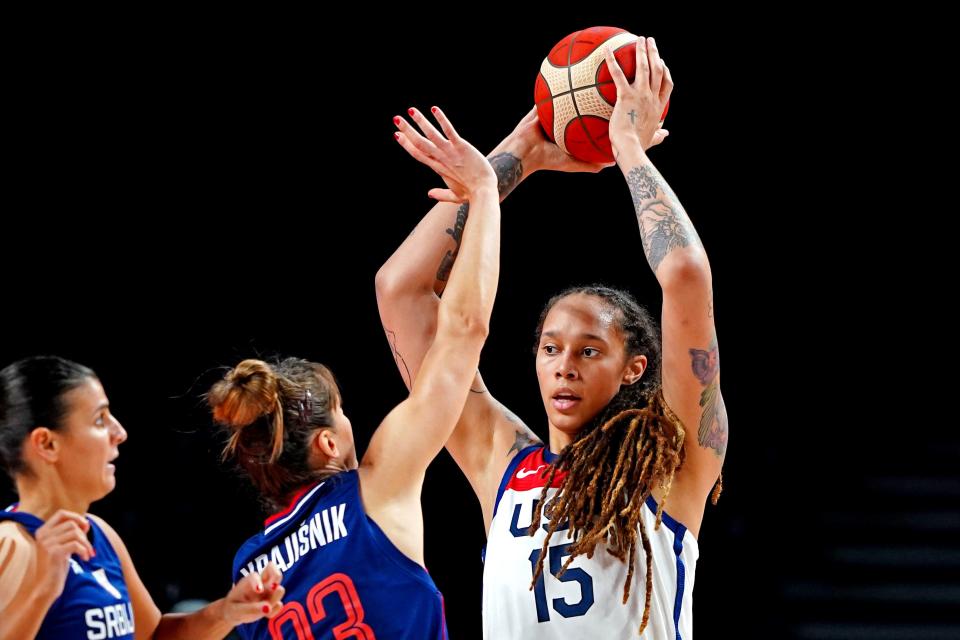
[[629, 109, 637, 125]]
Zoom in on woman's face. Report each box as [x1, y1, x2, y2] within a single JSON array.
[[56, 377, 127, 501], [535, 294, 642, 437]]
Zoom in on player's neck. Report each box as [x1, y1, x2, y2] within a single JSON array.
[[548, 427, 573, 454], [16, 477, 91, 521]]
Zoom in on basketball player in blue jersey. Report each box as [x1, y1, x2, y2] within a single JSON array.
[[377, 37, 725, 637], [0, 355, 285, 640], [206, 106, 501, 639]]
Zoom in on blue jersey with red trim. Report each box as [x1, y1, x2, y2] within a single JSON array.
[[0, 506, 135, 640], [231, 470, 447, 640]]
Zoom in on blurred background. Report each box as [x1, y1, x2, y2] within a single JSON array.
[[2, 8, 952, 639]]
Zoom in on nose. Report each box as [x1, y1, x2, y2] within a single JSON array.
[[554, 353, 579, 380], [111, 416, 128, 444]]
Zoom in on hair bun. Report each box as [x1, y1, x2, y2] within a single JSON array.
[[209, 359, 278, 429]]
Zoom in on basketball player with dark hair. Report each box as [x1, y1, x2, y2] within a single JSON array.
[[0, 355, 285, 640]]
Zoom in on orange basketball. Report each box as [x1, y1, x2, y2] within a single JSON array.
[[535, 27, 669, 163]]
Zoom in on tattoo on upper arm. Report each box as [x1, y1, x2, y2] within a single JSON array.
[[436, 153, 522, 284], [626, 165, 702, 273], [689, 338, 727, 457], [384, 327, 412, 389], [508, 427, 540, 457], [499, 403, 540, 455]]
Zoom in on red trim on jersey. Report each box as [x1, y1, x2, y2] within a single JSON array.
[[505, 448, 568, 493], [263, 483, 315, 527]]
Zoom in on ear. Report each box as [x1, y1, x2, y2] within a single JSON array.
[[622, 354, 648, 386], [27, 427, 60, 464], [312, 428, 340, 460]]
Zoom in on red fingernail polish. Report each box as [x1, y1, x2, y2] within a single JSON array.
[[393, 116, 401, 126], [407, 108, 415, 116], [262, 605, 270, 614], [431, 106, 438, 114], [272, 582, 279, 591], [394, 132, 401, 141]]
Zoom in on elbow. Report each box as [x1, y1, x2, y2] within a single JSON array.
[[375, 263, 429, 305], [660, 251, 712, 292], [374, 263, 398, 300], [437, 307, 491, 342]]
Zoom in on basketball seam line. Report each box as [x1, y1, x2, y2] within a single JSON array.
[[567, 30, 608, 159]]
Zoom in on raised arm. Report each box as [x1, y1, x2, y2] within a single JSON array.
[[605, 38, 725, 534], [361, 107, 504, 513], [375, 108, 622, 527]]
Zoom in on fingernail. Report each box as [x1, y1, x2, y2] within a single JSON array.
[[407, 107, 415, 116], [431, 106, 438, 114], [262, 605, 270, 614], [271, 582, 279, 591], [255, 584, 262, 593], [394, 132, 401, 141], [91, 549, 96, 557], [393, 116, 401, 126], [650, 37, 656, 47]]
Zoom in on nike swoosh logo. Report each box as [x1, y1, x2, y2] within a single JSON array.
[[516, 464, 545, 479]]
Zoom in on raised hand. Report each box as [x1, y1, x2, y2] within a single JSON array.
[[394, 106, 497, 203]]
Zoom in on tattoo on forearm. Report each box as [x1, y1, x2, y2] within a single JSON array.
[[436, 202, 469, 283], [435, 153, 522, 284], [384, 327, 412, 389], [489, 152, 523, 198], [689, 338, 727, 457], [626, 165, 701, 273]]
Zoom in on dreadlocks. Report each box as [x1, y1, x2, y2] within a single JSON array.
[[529, 285, 721, 635]]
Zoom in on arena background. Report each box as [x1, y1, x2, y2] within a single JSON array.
[[3, 9, 951, 639]]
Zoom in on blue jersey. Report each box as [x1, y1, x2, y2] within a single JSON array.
[[0, 506, 135, 640], [232, 470, 447, 640]]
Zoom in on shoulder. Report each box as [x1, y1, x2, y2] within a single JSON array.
[[0, 521, 36, 611], [0, 519, 35, 556], [86, 513, 131, 560]]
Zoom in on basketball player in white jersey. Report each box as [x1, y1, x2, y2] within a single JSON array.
[[377, 36, 725, 638]]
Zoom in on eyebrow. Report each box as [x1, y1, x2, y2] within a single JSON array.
[[542, 331, 609, 344], [92, 402, 109, 416]]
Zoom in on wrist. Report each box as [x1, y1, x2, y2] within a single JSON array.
[[612, 134, 647, 168], [469, 183, 499, 201], [26, 579, 61, 612], [490, 131, 538, 176], [208, 597, 230, 624]]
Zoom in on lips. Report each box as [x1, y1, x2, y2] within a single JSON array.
[[552, 389, 581, 412]]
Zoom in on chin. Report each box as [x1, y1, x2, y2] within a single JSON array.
[[98, 478, 117, 498], [548, 411, 587, 435]]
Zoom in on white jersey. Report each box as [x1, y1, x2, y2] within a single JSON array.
[[483, 445, 698, 639]]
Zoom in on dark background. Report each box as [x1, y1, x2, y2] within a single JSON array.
[[4, 9, 951, 639]]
